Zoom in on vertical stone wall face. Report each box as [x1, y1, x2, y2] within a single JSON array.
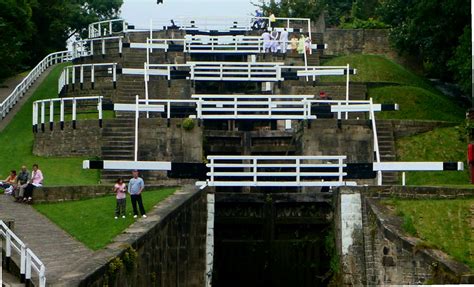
[[323, 29, 394, 57], [300, 120, 373, 163], [33, 120, 102, 157]]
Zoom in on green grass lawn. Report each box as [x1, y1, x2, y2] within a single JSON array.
[[396, 127, 470, 185], [0, 64, 101, 185], [383, 199, 474, 269], [34, 187, 177, 250], [369, 86, 465, 122], [321, 54, 432, 89]]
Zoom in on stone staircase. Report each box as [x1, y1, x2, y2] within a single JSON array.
[[376, 120, 398, 185], [101, 118, 136, 183], [116, 75, 145, 103]]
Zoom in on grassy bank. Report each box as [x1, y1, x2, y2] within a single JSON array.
[[0, 64, 100, 185], [383, 199, 474, 269], [34, 187, 176, 250]]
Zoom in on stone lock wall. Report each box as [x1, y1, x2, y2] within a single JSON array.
[[56, 185, 207, 287], [323, 29, 394, 57], [300, 119, 373, 163], [33, 120, 102, 157]]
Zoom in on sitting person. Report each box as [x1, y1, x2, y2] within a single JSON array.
[[0, 170, 17, 195], [22, 164, 43, 203], [14, 166, 30, 201]]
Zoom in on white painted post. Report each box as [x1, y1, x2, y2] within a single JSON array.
[[134, 95, 139, 162], [345, 64, 350, 120], [253, 158, 258, 186], [20, 245, 26, 277], [119, 37, 123, 55], [80, 66, 84, 89], [167, 101, 171, 119], [60, 99, 65, 129], [91, 65, 95, 89], [205, 192, 215, 287], [101, 39, 105, 56], [49, 100, 54, 129], [5, 232, 11, 257], [338, 158, 344, 184], [72, 98, 77, 129], [25, 251, 31, 280], [402, 172, 406, 186], [98, 97, 103, 127], [296, 158, 301, 184], [40, 102, 45, 131], [210, 158, 215, 183], [109, 21, 112, 36], [144, 63, 149, 119]]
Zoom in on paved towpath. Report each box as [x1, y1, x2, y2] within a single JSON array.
[[0, 194, 94, 284]]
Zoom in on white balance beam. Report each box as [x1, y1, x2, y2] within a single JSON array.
[[373, 162, 464, 172], [83, 160, 172, 171]]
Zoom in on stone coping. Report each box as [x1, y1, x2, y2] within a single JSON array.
[[53, 184, 203, 286], [366, 198, 474, 283]]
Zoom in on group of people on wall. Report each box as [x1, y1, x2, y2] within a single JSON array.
[[0, 164, 43, 204], [254, 10, 312, 55]]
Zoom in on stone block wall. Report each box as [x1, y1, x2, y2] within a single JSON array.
[[323, 29, 394, 57], [33, 120, 102, 157], [55, 185, 207, 287], [300, 119, 373, 163]]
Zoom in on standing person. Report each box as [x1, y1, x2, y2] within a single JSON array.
[[252, 9, 263, 30], [23, 164, 43, 203], [290, 35, 298, 53], [297, 34, 306, 55], [114, 178, 127, 219], [270, 31, 280, 53], [15, 166, 30, 201], [262, 31, 272, 53], [128, 170, 146, 218], [304, 34, 312, 54], [279, 28, 289, 53]]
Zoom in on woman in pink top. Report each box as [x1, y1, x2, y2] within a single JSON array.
[[114, 178, 127, 219], [23, 164, 43, 203]]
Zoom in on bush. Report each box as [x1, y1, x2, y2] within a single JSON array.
[[182, 118, 195, 131], [339, 17, 388, 29]]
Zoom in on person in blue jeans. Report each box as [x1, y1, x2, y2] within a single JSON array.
[[128, 170, 147, 218]]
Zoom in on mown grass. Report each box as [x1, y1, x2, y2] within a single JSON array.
[[369, 86, 465, 122], [0, 64, 100, 185], [383, 199, 474, 269], [396, 127, 470, 185], [34, 187, 177, 250], [321, 54, 433, 89]]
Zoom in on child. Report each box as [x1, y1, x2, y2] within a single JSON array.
[[114, 178, 127, 219], [0, 170, 17, 195]]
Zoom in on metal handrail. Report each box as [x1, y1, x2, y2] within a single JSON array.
[[0, 221, 46, 287], [0, 51, 72, 120]]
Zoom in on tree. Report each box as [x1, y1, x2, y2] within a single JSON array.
[[255, 0, 326, 22], [0, 0, 35, 78], [448, 27, 472, 95], [0, 0, 123, 79], [379, 0, 470, 82]]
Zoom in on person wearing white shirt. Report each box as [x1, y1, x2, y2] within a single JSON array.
[[262, 31, 272, 53], [270, 31, 279, 53], [279, 28, 289, 53]]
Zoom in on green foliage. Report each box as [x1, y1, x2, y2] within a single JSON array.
[[122, 246, 138, 273], [254, 0, 325, 22], [396, 127, 470, 186], [0, 0, 123, 79], [400, 211, 417, 236], [350, 0, 380, 20], [325, 0, 353, 27], [339, 17, 388, 29], [0, 64, 100, 185], [34, 188, 177, 250], [383, 199, 474, 268], [108, 257, 124, 275], [448, 27, 472, 95], [182, 118, 195, 131], [378, 0, 469, 82]]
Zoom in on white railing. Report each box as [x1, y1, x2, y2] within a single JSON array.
[[32, 96, 103, 131], [189, 61, 284, 82], [58, 63, 118, 94], [0, 221, 46, 287], [72, 36, 123, 59], [369, 97, 382, 185], [192, 94, 315, 120], [198, 155, 354, 187], [0, 51, 72, 120], [88, 19, 127, 38]]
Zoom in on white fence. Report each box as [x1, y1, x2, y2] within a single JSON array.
[[72, 36, 123, 59], [198, 155, 353, 187], [0, 221, 46, 287], [58, 63, 118, 94], [32, 96, 103, 131], [147, 16, 312, 34], [0, 51, 72, 120], [193, 94, 315, 120], [88, 19, 127, 38]]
